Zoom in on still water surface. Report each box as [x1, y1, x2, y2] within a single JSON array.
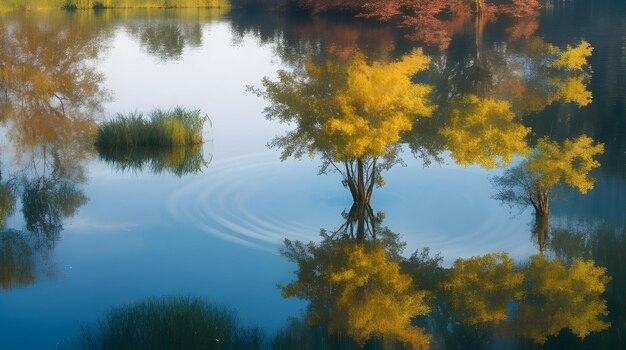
[[0, 3, 625, 349]]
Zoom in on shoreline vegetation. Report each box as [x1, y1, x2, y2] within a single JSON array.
[[0, 0, 536, 13], [0, 0, 230, 10]]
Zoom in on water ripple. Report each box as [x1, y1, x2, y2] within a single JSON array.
[[167, 153, 325, 252]]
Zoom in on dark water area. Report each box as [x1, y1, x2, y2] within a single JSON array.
[[0, 1, 625, 349]]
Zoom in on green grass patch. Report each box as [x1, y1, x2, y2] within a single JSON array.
[[80, 296, 264, 350], [95, 107, 208, 150]]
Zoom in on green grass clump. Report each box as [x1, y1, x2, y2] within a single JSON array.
[[95, 107, 208, 149], [80, 296, 264, 350]]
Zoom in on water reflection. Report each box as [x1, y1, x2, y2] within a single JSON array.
[[0, 14, 111, 156], [97, 144, 208, 176], [279, 204, 431, 348], [0, 15, 109, 289], [20, 151, 89, 240], [123, 10, 228, 62], [278, 205, 612, 348], [80, 296, 264, 350], [0, 4, 623, 349]]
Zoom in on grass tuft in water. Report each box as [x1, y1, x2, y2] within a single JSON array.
[[80, 296, 264, 350], [95, 107, 208, 150]]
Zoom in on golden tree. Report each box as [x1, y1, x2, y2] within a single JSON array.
[[493, 135, 604, 217], [440, 95, 531, 169], [257, 49, 434, 203], [548, 41, 594, 71]]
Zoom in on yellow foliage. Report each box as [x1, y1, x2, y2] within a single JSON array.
[[549, 75, 593, 106], [443, 253, 524, 324], [440, 95, 531, 169], [514, 255, 610, 344], [280, 239, 431, 348], [326, 241, 431, 348], [324, 49, 434, 160], [547, 41, 593, 71], [160, 118, 187, 145], [526, 135, 604, 194]]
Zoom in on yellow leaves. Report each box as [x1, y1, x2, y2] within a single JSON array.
[[547, 41, 593, 71], [322, 49, 435, 160], [324, 241, 431, 348], [440, 95, 531, 169], [549, 75, 593, 106], [261, 48, 435, 166], [526, 135, 604, 194], [445, 253, 611, 344], [443, 253, 524, 324], [280, 239, 431, 349], [513, 255, 611, 344]]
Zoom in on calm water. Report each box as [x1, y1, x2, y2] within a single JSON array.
[[0, 2, 625, 349]]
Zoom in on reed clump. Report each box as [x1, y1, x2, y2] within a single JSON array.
[[95, 107, 208, 150], [80, 296, 264, 350]]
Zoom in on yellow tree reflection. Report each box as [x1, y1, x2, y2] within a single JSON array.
[[0, 16, 110, 163], [511, 255, 611, 344], [441, 252, 611, 344], [443, 253, 524, 325], [279, 205, 431, 348]]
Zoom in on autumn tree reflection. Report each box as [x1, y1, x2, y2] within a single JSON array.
[[279, 209, 612, 348], [279, 204, 432, 348], [0, 165, 17, 228], [0, 229, 36, 289], [0, 15, 110, 158]]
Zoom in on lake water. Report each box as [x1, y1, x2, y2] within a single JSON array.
[[1, 2, 625, 349]]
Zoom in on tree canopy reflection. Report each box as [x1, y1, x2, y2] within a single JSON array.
[[279, 203, 432, 348], [0, 15, 111, 158], [278, 205, 612, 348]]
